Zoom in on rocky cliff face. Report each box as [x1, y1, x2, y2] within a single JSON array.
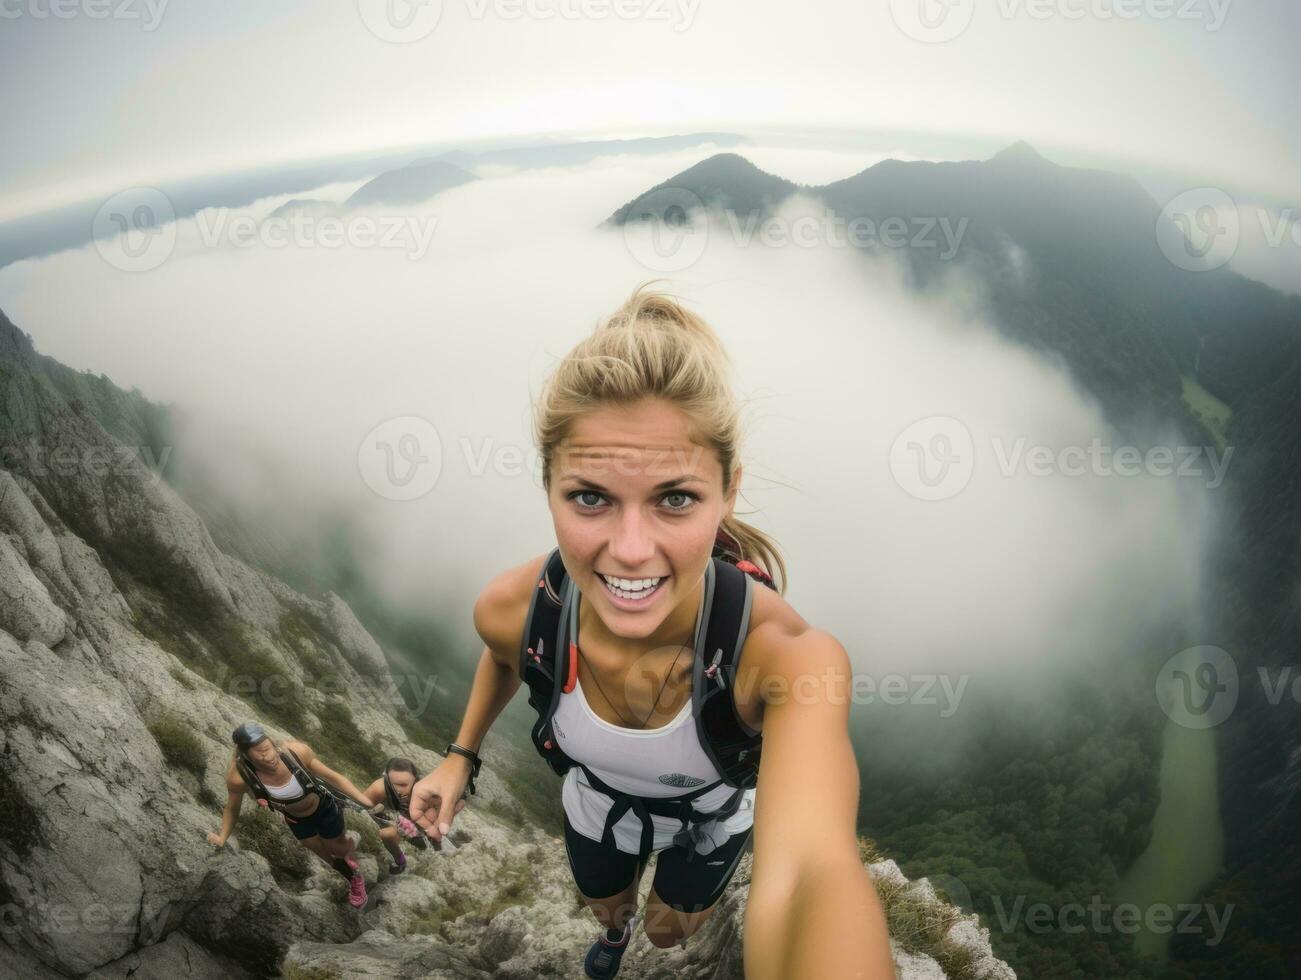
[[0, 310, 1015, 978]]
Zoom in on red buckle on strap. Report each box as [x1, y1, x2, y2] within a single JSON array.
[[563, 642, 578, 693], [735, 559, 771, 581]]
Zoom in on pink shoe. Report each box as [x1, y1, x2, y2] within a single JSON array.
[[347, 871, 368, 909]]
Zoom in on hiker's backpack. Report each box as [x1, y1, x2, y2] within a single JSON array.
[[519, 544, 776, 789], [235, 747, 326, 813]]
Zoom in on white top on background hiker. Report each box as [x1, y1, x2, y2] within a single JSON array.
[[263, 772, 307, 800], [554, 674, 756, 855]]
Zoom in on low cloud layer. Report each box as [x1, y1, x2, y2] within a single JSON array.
[[0, 146, 1219, 692]]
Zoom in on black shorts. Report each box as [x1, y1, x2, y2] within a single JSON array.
[[283, 795, 345, 841], [563, 814, 752, 914]]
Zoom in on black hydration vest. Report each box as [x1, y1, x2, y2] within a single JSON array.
[[235, 747, 326, 815], [519, 545, 772, 791]]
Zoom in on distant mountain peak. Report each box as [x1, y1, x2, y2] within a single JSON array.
[[991, 140, 1046, 164], [604, 152, 798, 226], [691, 150, 760, 169]]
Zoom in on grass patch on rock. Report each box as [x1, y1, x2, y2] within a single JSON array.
[[148, 713, 207, 780], [311, 698, 387, 785], [862, 837, 984, 980], [344, 809, 386, 862], [277, 607, 338, 680], [282, 968, 344, 980]]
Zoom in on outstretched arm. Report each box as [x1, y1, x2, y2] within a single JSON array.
[[360, 777, 387, 806], [411, 564, 533, 841], [744, 629, 894, 980], [293, 742, 371, 807], [208, 767, 245, 847]]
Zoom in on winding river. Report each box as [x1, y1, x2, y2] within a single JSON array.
[[1114, 716, 1224, 960]]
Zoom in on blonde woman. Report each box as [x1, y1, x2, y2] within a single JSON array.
[[410, 285, 893, 978], [208, 723, 374, 909]]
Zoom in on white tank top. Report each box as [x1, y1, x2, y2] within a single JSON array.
[[263, 771, 306, 801], [554, 674, 756, 854]]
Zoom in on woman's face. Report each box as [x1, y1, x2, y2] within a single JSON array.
[[549, 397, 738, 642], [245, 739, 279, 768], [387, 770, 415, 802]]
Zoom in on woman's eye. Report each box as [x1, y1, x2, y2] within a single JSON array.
[[662, 492, 696, 511], [573, 491, 604, 509], [568, 490, 697, 512]]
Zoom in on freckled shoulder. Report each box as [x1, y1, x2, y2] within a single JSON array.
[[473, 553, 550, 668], [733, 582, 812, 731]]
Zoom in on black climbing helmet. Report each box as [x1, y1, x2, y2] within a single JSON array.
[[232, 722, 269, 751]]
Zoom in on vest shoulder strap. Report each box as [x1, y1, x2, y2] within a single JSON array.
[[519, 549, 568, 682], [234, 756, 266, 801], [692, 557, 763, 787], [235, 747, 321, 811], [520, 549, 576, 776], [520, 547, 766, 788]]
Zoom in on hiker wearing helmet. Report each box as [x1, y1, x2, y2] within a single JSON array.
[[208, 723, 376, 910], [408, 284, 893, 978]]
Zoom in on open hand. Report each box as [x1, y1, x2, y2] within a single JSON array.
[[408, 759, 470, 843]]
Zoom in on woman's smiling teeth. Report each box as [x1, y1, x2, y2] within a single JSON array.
[[599, 573, 665, 600]]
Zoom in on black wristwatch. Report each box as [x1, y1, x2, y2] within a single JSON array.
[[446, 743, 482, 797]]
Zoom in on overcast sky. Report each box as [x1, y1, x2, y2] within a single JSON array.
[[1, 0, 1297, 222]]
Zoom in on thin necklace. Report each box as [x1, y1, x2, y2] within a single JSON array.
[[574, 591, 689, 729]]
